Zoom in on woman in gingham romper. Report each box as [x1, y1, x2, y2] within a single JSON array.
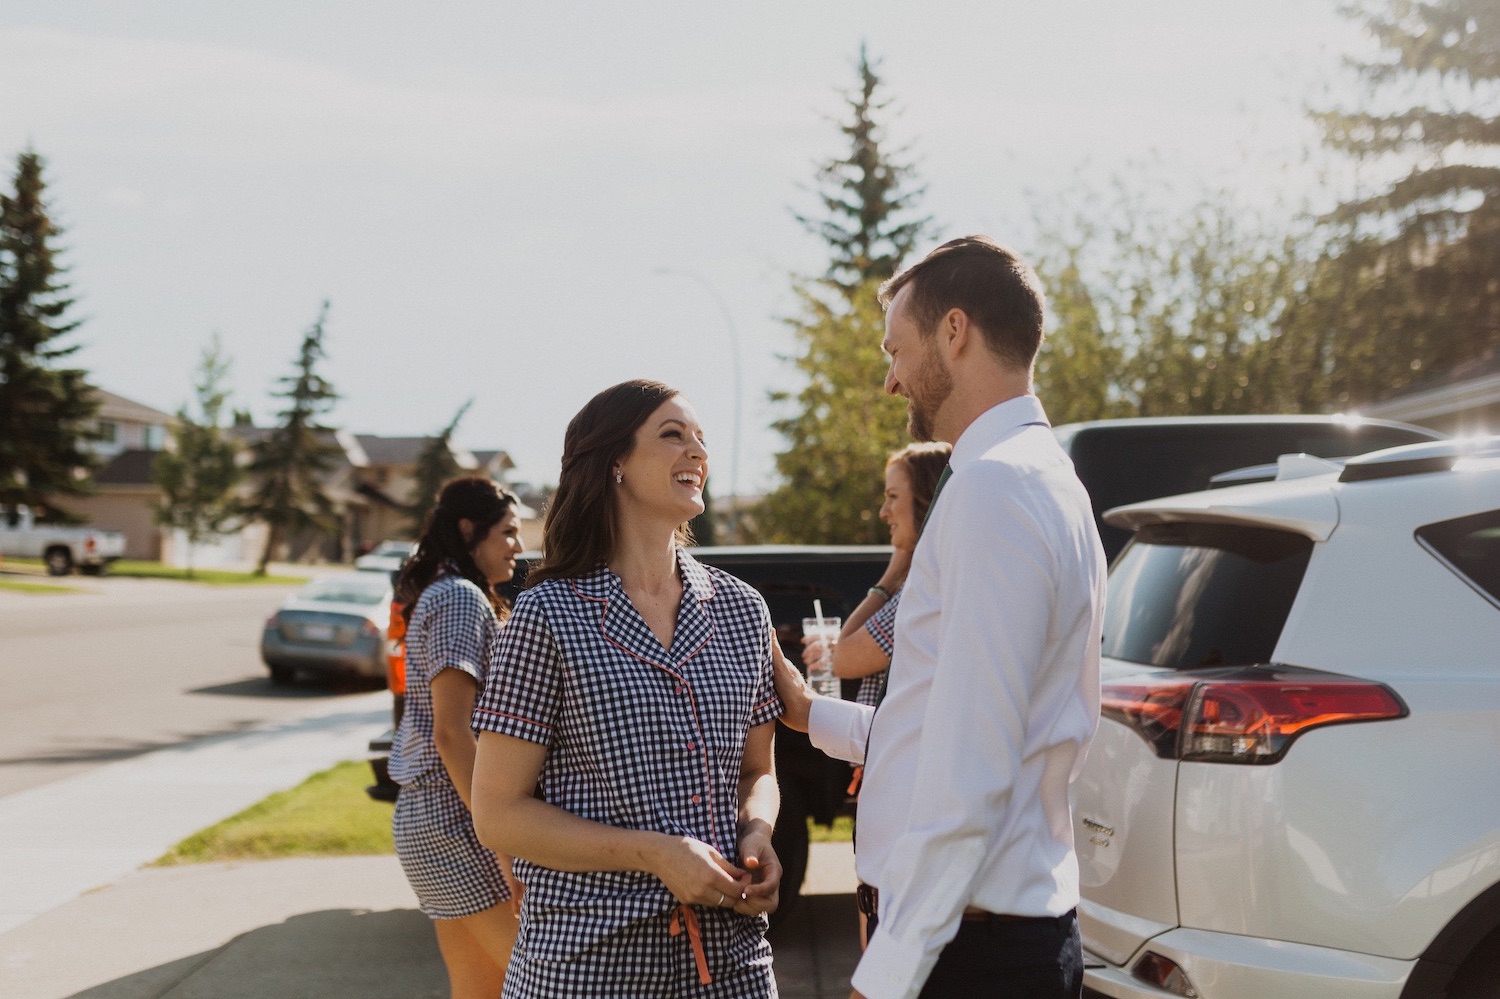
[[471, 380, 784, 998], [389, 476, 525, 999]]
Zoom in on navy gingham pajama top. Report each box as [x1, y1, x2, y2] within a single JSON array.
[[855, 586, 901, 707], [474, 550, 783, 997]]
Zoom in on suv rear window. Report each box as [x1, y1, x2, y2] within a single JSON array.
[[1417, 510, 1500, 608], [1103, 522, 1313, 668]]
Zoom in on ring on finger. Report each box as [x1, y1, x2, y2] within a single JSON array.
[[717, 892, 726, 907]]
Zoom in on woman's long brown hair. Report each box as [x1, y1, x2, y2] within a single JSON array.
[[526, 379, 691, 588], [396, 475, 518, 623]]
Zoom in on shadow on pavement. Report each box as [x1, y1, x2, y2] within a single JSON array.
[[769, 892, 861, 999], [66, 908, 444, 999], [0, 722, 260, 768], [188, 676, 386, 699]]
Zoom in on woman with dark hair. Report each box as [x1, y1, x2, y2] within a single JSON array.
[[802, 441, 952, 707], [470, 379, 783, 998], [389, 475, 524, 999]]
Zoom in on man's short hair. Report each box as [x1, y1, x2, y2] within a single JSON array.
[[879, 235, 1046, 371]]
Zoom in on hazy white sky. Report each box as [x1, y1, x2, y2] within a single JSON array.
[[1, 1, 1368, 491]]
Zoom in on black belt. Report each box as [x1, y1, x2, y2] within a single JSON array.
[[856, 883, 1056, 924]]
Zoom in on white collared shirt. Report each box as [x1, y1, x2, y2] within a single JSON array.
[[808, 395, 1106, 999]]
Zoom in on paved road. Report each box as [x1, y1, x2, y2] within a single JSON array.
[[0, 573, 385, 798]]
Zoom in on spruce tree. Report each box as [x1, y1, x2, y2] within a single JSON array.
[[794, 44, 934, 299], [0, 150, 97, 515], [1310, 0, 1500, 403], [760, 49, 933, 543], [244, 303, 341, 574], [407, 399, 472, 533], [154, 334, 243, 576]]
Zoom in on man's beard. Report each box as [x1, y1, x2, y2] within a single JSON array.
[[906, 344, 954, 443]]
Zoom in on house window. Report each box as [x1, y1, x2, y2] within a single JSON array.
[[97, 421, 118, 444], [144, 424, 166, 450]]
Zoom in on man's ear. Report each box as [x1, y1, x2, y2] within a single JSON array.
[[457, 517, 475, 544], [942, 307, 971, 360]]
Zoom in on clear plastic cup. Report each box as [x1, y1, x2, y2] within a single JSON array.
[[801, 616, 843, 697]]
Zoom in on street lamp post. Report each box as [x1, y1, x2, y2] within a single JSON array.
[[654, 267, 742, 544]]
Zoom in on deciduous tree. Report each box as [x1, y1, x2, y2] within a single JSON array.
[[154, 334, 242, 577]]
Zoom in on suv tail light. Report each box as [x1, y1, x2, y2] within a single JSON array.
[[85, 535, 97, 553], [1101, 666, 1407, 764]]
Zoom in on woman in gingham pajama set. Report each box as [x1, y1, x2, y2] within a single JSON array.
[[389, 476, 525, 999], [796, 442, 949, 947], [800, 442, 951, 708], [471, 380, 784, 998]]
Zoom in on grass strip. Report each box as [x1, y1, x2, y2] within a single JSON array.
[[0, 578, 79, 594], [3, 556, 306, 585], [809, 815, 854, 843], [154, 760, 394, 865]]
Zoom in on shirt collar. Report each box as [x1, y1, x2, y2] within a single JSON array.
[[570, 547, 714, 603], [950, 394, 1050, 469]]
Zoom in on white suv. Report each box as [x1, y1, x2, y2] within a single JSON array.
[[1074, 438, 1500, 999]]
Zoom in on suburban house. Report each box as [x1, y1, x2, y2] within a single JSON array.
[[350, 437, 538, 551], [61, 388, 177, 560]]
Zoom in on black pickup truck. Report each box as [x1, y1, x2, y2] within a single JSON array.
[[367, 544, 892, 921]]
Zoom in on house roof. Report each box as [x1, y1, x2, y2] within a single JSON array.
[[95, 448, 158, 487], [472, 449, 515, 472], [91, 388, 176, 426], [355, 434, 478, 469]]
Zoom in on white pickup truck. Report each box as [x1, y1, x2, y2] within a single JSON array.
[[0, 504, 127, 575]]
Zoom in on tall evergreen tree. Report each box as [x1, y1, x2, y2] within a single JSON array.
[[1309, 0, 1500, 404], [760, 49, 933, 543], [758, 280, 910, 544], [794, 44, 934, 299], [0, 150, 97, 515], [243, 303, 341, 574], [154, 334, 243, 577], [407, 399, 472, 533]]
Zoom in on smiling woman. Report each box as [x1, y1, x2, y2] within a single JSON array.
[[469, 380, 783, 998]]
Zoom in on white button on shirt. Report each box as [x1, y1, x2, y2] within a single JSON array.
[[808, 395, 1106, 999]]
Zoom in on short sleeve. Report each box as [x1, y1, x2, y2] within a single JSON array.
[[473, 589, 562, 745], [748, 600, 783, 728], [418, 580, 493, 684], [863, 587, 901, 658]]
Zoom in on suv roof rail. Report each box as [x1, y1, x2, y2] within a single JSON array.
[[1338, 437, 1500, 483]]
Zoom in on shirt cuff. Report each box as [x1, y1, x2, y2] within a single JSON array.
[[807, 696, 872, 764], [851, 925, 938, 999]]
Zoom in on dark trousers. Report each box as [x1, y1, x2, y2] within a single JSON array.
[[866, 909, 1083, 999]]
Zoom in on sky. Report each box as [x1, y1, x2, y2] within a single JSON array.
[[0, 1, 1372, 493]]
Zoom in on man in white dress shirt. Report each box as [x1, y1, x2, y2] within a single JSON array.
[[774, 235, 1106, 999]]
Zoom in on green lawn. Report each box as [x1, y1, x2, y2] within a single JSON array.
[[0, 577, 79, 594], [153, 758, 849, 867], [154, 760, 394, 865], [3, 556, 305, 586], [810, 815, 854, 843]]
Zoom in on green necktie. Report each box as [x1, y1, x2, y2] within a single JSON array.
[[920, 464, 952, 533]]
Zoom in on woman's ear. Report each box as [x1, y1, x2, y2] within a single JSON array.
[[458, 517, 475, 544]]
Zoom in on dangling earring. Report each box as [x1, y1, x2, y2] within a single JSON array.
[[614, 469, 623, 484]]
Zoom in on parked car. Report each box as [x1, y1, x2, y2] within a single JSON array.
[[0, 503, 126, 575], [1074, 437, 1500, 999], [365, 544, 891, 921], [1052, 415, 1445, 561], [260, 571, 394, 685], [354, 539, 415, 574]]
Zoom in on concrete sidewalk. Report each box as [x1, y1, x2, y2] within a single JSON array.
[[0, 693, 862, 998]]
